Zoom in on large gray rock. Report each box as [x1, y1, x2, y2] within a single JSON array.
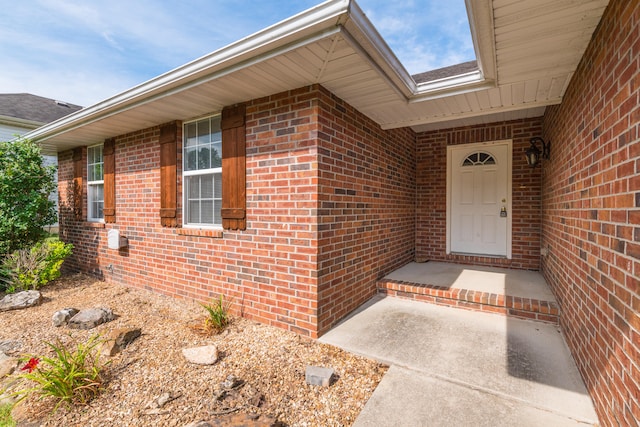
[[52, 308, 79, 327], [0, 290, 42, 312], [0, 340, 21, 354], [182, 345, 218, 365], [68, 307, 114, 330]]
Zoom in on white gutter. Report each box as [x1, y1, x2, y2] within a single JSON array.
[[0, 115, 43, 130]]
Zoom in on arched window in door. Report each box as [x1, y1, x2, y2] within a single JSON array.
[[461, 152, 496, 166]]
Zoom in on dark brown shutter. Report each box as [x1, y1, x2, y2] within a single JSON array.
[[103, 138, 116, 223], [221, 105, 246, 230], [159, 122, 178, 227], [72, 147, 83, 220]]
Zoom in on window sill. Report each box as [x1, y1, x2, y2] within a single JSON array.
[[85, 222, 105, 228], [176, 228, 223, 238]]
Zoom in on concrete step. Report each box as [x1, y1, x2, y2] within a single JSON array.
[[377, 263, 559, 324]]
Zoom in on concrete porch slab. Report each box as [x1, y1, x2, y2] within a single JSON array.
[[383, 261, 556, 301], [320, 295, 598, 427]]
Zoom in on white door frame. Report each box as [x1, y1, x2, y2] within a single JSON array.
[[446, 139, 513, 258]]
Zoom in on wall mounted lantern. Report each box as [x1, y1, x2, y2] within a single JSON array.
[[525, 137, 550, 167]]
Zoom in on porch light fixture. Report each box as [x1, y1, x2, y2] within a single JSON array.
[[525, 137, 550, 167]]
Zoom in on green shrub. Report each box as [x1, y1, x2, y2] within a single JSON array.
[[14, 335, 107, 411], [0, 138, 57, 255], [1, 239, 72, 292]]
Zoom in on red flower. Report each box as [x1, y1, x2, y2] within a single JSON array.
[[21, 357, 40, 373]]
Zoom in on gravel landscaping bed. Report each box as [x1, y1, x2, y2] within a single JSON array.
[[0, 274, 387, 426]]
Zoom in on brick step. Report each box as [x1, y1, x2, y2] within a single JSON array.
[[377, 278, 559, 324]]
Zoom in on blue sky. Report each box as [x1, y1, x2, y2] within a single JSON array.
[[0, 0, 474, 107]]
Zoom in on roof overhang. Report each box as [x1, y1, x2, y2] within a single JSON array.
[[25, 0, 609, 154]]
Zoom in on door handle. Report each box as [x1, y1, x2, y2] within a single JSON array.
[[500, 206, 507, 217]]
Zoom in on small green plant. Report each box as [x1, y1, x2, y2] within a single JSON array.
[[0, 402, 15, 427], [1, 239, 72, 293], [14, 335, 107, 411], [200, 295, 232, 334]]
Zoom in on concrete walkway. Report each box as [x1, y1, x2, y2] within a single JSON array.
[[320, 295, 598, 426]]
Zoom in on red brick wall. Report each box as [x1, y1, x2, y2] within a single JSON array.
[[416, 118, 543, 270], [58, 84, 416, 338], [59, 88, 321, 336], [541, 0, 639, 425], [315, 87, 416, 334]]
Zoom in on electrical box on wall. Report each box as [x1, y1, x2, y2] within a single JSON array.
[[107, 229, 128, 250]]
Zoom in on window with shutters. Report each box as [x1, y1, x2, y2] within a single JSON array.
[[183, 115, 222, 227], [87, 144, 104, 221]]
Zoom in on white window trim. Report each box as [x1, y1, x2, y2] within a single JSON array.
[[182, 115, 223, 229], [87, 144, 104, 223]]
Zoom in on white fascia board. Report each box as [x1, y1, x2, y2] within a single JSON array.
[[380, 97, 560, 130], [343, 1, 416, 97], [411, 72, 495, 103], [25, 0, 351, 144], [465, 0, 497, 82]]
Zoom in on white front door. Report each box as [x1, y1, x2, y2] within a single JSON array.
[[447, 141, 511, 257]]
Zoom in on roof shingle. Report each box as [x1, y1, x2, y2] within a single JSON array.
[[0, 93, 82, 124]]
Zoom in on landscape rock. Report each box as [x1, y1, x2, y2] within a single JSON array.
[[182, 345, 218, 365], [52, 308, 79, 327], [184, 413, 280, 427], [0, 352, 18, 378], [0, 340, 21, 354], [220, 374, 243, 390], [0, 290, 42, 312], [102, 327, 141, 356], [68, 307, 114, 329], [305, 366, 335, 387], [145, 391, 181, 409]]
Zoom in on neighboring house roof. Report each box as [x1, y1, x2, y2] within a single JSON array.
[[26, 0, 609, 153], [0, 93, 82, 126], [412, 61, 479, 84]]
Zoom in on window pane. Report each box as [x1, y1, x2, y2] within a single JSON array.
[[198, 146, 211, 170], [211, 142, 222, 168], [185, 147, 197, 171], [95, 163, 103, 180], [201, 175, 214, 198], [214, 172, 222, 198], [188, 200, 200, 224], [93, 201, 103, 219], [185, 123, 197, 148], [95, 183, 103, 201], [201, 200, 213, 223], [197, 119, 210, 145], [214, 200, 222, 224], [88, 183, 104, 220], [187, 176, 200, 199], [210, 116, 221, 140]]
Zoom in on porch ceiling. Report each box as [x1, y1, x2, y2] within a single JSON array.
[[28, 0, 609, 154]]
